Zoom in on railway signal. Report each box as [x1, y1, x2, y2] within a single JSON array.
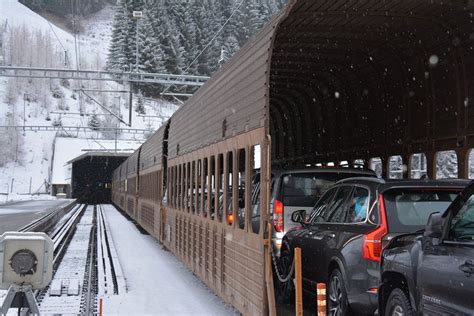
[[0, 232, 54, 315]]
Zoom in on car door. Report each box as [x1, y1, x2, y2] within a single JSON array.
[[302, 185, 353, 289], [418, 189, 474, 314], [299, 187, 337, 291]]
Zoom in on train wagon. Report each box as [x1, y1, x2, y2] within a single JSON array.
[[136, 122, 170, 238], [112, 0, 473, 314], [117, 162, 127, 211], [124, 149, 140, 218]]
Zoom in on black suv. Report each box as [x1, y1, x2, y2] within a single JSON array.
[[380, 181, 474, 316], [277, 178, 468, 315]]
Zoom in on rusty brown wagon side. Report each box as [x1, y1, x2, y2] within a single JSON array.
[[123, 150, 139, 218], [135, 122, 170, 238]]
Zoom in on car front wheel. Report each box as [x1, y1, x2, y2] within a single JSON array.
[[276, 247, 294, 304], [327, 269, 351, 316], [385, 288, 414, 316]]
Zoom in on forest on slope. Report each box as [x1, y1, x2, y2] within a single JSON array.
[[107, 0, 287, 94]]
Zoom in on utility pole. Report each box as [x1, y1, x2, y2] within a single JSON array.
[[133, 11, 143, 73], [23, 93, 28, 136], [114, 96, 121, 153]]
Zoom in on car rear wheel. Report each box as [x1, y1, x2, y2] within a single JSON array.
[[327, 269, 351, 316], [276, 247, 294, 304], [385, 288, 414, 316]]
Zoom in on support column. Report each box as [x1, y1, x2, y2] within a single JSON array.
[[407, 154, 414, 179], [401, 154, 410, 179], [425, 151, 437, 180], [383, 156, 389, 179], [456, 148, 470, 179]]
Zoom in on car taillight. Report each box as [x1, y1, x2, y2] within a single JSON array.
[[362, 194, 388, 262], [273, 199, 284, 232]]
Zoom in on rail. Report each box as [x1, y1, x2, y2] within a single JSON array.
[[34, 204, 95, 315], [96, 204, 125, 296], [50, 204, 87, 267], [19, 200, 76, 233]]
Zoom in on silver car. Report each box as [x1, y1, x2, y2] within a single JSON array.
[[267, 167, 377, 255]]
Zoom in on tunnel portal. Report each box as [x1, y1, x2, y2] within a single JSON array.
[[69, 153, 129, 204]]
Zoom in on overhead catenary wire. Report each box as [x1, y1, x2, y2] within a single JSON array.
[[70, 0, 84, 115], [45, 19, 69, 66]]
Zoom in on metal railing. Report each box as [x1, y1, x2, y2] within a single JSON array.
[[0, 66, 209, 86]]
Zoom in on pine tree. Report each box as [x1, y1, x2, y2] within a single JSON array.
[[174, 1, 197, 73], [138, 3, 165, 74], [107, 0, 144, 71], [88, 113, 101, 130], [193, 1, 215, 76], [107, 3, 127, 70], [106, 0, 289, 77], [52, 116, 62, 127], [135, 93, 146, 115]]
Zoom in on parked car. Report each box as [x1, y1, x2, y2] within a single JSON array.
[[380, 180, 474, 316], [277, 178, 468, 315], [250, 167, 377, 254]]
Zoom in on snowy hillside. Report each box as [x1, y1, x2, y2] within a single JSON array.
[[0, 0, 177, 200]]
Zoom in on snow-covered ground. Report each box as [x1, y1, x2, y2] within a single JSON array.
[[101, 205, 238, 315], [0, 1, 179, 199], [0, 0, 74, 48]]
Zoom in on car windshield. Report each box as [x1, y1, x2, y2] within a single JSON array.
[[281, 172, 371, 207], [383, 189, 460, 233]]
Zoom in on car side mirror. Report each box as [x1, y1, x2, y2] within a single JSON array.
[[424, 212, 443, 238], [291, 209, 306, 224]]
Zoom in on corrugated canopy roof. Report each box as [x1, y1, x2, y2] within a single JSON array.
[[269, 0, 473, 165], [166, 0, 472, 165]]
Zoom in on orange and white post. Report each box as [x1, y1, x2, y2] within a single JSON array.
[[294, 247, 303, 315], [317, 283, 327, 316]]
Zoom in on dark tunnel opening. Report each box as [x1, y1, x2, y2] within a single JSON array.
[[71, 155, 128, 204]]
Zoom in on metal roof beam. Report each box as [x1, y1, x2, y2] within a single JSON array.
[[0, 66, 209, 86]]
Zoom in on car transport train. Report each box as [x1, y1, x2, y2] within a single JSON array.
[[111, 0, 473, 314]]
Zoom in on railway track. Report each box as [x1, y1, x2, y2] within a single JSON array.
[[14, 203, 122, 315], [35, 205, 95, 314]]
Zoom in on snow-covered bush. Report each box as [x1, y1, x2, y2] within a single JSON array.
[[51, 87, 65, 99], [52, 117, 62, 127], [135, 94, 146, 115], [88, 113, 101, 130]]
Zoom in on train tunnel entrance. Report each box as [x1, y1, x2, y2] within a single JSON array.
[[69, 152, 129, 204]]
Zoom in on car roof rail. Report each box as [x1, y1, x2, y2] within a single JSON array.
[[337, 177, 385, 184]]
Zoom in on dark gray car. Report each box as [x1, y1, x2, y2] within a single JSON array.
[[277, 178, 468, 315], [380, 180, 474, 316]]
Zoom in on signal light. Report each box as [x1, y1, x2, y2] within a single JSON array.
[[362, 194, 388, 262], [273, 199, 284, 232]]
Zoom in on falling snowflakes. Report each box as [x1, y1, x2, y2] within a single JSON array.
[[429, 55, 439, 66]]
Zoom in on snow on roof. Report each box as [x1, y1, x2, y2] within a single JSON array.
[[51, 137, 141, 185], [66, 151, 131, 165]]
